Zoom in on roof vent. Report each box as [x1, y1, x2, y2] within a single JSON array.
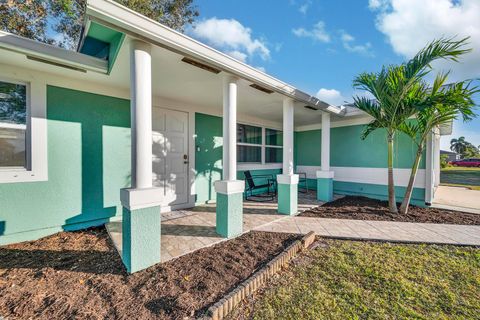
[[249, 84, 274, 94], [181, 57, 221, 74]]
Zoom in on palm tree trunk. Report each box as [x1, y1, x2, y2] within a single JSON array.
[[399, 145, 424, 214], [387, 134, 398, 213]]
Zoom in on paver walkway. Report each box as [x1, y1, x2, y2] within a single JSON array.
[[255, 216, 480, 246], [106, 191, 480, 265]]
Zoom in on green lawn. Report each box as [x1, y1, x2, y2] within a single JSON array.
[[440, 167, 480, 189], [248, 241, 480, 320]]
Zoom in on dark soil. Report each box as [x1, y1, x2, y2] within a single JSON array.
[[300, 196, 480, 225], [0, 227, 299, 320]]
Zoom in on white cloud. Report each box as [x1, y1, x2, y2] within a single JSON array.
[[440, 120, 480, 150], [316, 88, 349, 106], [369, 0, 480, 81], [292, 21, 331, 43], [190, 18, 270, 61], [299, 1, 312, 14], [340, 30, 374, 57]]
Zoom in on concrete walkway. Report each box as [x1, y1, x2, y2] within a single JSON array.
[[432, 185, 480, 214], [255, 216, 480, 246]]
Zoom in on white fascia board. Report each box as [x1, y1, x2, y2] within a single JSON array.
[[85, 0, 344, 116], [0, 31, 108, 74]]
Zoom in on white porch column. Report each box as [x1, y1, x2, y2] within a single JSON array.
[[222, 75, 238, 181], [321, 111, 330, 172], [277, 98, 299, 215], [120, 39, 162, 273], [283, 98, 295, 175], [316, 111, 334, 202], [130, 40, 153, 189], [214, 75, 244, 238]]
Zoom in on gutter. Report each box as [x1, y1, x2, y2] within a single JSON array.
[[85, 0, 346, 116], [0, 31, 108, 74]]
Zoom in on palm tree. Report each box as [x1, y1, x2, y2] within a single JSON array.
[[398, 76, 477, 214], [352, 37, 471, 213], [450, 136, 469, 156]]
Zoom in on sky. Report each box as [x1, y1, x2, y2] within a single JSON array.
[[187, 0, 480, 151]]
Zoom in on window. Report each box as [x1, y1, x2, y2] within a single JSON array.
[[237, 124, 262, 163], [237, 124, 283, 166], [0, 81, 27, 169], [265, 128, 282, 163]]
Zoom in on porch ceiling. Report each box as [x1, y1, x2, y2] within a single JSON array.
[[0, 33, 365, 128]]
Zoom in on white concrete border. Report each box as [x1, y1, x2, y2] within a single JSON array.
[[214, 180, 245, 195]]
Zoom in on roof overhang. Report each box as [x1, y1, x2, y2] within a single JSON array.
[[83, 0, 345, 116], [0, 31, 108, 74], [439, 120, 453, 135]]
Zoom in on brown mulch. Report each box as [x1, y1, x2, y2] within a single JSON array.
[[0, 227, 299, 320], [300, 196, 480, 225]]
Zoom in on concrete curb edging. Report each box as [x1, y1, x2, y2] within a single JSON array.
[[206, 231, 316, 320]]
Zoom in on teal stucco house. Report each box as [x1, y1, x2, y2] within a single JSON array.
[[0, 0, 447, 272]]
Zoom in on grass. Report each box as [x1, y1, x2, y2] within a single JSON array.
[[248, 240, 480, 320], [440, 183, 480, 191], [441, 166, 480, 171], [440, 167, 480, 189]]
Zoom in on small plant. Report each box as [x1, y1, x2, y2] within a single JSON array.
[[440, 154, 450, 169]]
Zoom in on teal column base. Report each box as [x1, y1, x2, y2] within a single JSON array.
[[278, 183, 298, 215], [122, 205, 161, 273], [216, 192, 243, 238], [277, 174, 299, 215], [317, 178, 334, 202]]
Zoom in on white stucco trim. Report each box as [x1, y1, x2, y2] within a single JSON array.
[[297, 165, 426, 188], [237, 163, 282, 171], [316, 171, 334, 179], [0, 75, 48, 184], [277, 174, 299, 185], [214, 180, 245, 195], [120, 187, 163, 210]]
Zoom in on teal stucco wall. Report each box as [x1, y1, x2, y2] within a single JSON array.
[[295, 125, 426, 205], [0, 86, 131, 244]]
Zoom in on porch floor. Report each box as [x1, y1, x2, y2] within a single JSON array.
[[106, 191, 329, 263]]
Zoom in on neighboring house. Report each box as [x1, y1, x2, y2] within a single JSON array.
[[440, 150, 460, 162], [0, 0, 450, 272]]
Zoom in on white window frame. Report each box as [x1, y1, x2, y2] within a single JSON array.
[[0, 76, 48, 183], [237, 123, 283, 170]]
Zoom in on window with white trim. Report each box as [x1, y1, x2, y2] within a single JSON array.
[[0, 80, 28, 169], [237, 123, 283, 164]]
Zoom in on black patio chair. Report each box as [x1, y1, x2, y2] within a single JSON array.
[[243, 170, 277, 202]]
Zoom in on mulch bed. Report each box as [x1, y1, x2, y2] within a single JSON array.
[[0, 227, 299, 319], [300, 196, 480, 225]]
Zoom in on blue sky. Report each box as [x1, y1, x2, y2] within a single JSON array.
[[190, 0, 480, 151]]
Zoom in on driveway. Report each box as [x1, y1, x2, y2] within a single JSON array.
[[432, 185, 480, 214]]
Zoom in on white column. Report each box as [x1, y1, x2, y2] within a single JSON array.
[[130, 40, 153, 189], [282, 98, 294, 176], [223, 75, 238, 181], [321, 111, 330, 172]]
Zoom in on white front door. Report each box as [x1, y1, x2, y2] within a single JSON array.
[[152, 107, 189, 206]]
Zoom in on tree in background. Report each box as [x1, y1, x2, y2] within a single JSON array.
[[450, 136, 479, 158], [450, 136, 469, 155], [352, 38, 470, 213], [0, 0, 199, 49]]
